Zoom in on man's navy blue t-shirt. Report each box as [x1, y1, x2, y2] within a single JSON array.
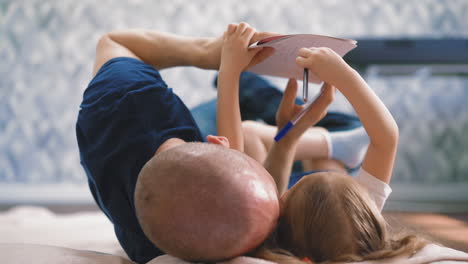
[[76, 57, 204, 263]]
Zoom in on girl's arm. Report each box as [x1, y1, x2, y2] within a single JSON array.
[[216, 23, 263, 151], [263, 80, 335, 194], [297, 47, 398, 184]]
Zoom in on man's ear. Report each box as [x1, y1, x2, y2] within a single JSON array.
[[206, 135, 230, 148]]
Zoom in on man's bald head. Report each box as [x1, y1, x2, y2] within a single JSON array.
[[134, 142, 279, 261]]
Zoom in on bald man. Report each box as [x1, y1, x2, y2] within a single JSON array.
[[76, 28, 279, 264]]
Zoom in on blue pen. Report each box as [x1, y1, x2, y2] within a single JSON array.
[[274, 80, 325, 142]]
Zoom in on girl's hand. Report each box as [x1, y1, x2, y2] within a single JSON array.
[[275, 79, 335, 145], [220, 23, 263, 74], [295, 47, 355, 88]]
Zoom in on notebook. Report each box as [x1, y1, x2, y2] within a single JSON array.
[[248, 34, 357, 83]]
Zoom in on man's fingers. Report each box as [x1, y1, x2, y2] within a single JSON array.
[[246, 47, 275, 68], [296, 83, 335, 128], [284, 79, 298, 108], [312, 83, 335, 111], [292, 104, 303, 116], [251, 31, 282, 45], [248, 46, 263, 58], [278, 79, 298, 115]]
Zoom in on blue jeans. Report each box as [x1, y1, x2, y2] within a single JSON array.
[[190, 72, 362, 139], [190, 98, 218, 139], [191, 72, 299, 138]]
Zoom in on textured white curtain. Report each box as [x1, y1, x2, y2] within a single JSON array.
[[1, 0, 467, 204]]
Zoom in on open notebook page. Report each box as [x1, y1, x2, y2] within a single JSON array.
[[248, 34, 357, 83]]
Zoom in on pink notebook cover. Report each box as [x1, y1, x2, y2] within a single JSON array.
[[249, 34, 357, 83]]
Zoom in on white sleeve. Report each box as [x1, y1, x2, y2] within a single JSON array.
[[355, 169, 392, 211]]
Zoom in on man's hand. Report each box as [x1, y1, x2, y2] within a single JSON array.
[[245, 31, 278, 69], [200, 24, 278, 70], [264, 80, 334, 195], [275, 79, 335, 145], [220, 23, 263, 74]]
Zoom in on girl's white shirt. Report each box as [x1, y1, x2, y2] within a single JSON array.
[[355, 169, 393, 212]]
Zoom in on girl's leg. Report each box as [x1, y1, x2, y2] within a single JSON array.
[[241, 121, 329, 163], [242, 120, 369, 170]]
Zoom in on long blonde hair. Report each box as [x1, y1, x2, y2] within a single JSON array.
[[251, 172, 428, 263]]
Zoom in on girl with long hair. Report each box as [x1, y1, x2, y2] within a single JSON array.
[[216, 22, 428, 263]]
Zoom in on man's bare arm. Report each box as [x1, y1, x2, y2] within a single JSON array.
[[93, 30, 222, 75], [93, 29, 278, 76]]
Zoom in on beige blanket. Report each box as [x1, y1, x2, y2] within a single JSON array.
[[1, 243, 468, 264], [150, 246, 468, 264], [0, 205, 125, 256], [1, 243, 133, 264], [1, 206, 467, 264]]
